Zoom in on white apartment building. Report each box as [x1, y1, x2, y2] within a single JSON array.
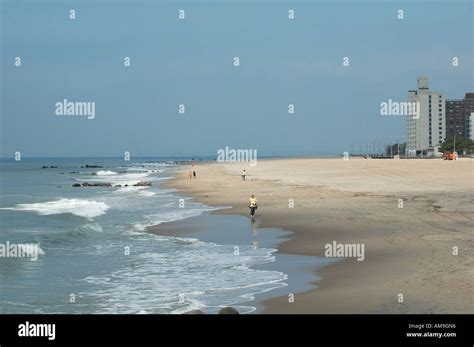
[[406, 77, 446, 155]]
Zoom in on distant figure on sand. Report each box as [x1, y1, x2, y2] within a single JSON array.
[[241, 169, 246, 181], [193, 170, 196, 179], [188, 170, 192, 180], [248, 194, 257, 218]]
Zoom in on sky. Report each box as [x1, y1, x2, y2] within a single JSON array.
[[1, 0, 473, 157]]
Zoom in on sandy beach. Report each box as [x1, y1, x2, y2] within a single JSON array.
[[160, 158, 473, 313]]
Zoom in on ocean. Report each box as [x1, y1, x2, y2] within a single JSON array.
[[0, 157, 288, 314]]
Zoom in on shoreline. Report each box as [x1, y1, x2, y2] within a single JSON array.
[[147, 211, 331, 313], [158, 158, 473, 313]]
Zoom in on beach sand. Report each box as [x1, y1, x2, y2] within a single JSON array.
[[160, 158, 473, 313]]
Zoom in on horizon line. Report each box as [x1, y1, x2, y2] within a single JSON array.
[[0, 153, 341, 160]]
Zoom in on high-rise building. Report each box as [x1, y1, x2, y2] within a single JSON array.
[[445, 93, 474, 141], [464, 93, 474, 141], [406, 77, 446, 155], [445, 99, 465, 138]]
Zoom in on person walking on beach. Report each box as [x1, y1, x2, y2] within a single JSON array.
[[241, 169, 246, 181], [248, 194, 257, 218], [193, 170, 196, 179], [188, 170, 192, 180]]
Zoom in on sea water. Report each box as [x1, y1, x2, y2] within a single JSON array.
[[0, 158, 287, 314]]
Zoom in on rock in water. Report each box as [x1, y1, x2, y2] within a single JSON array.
[[133, 181, 152, 187], [183, 310, 205, 314], [218, 307, 239, 314], [73, 182, 112, 188]]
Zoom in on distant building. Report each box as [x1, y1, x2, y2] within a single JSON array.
[[468, 113, 474, 141], [445, 93, 474, 140], [406, 77, 446, 155], [465, 93, 474, 141], [445, 100, 465, 138]]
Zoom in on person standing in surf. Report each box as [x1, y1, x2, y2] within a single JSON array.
[[248, 194, 257, 218]]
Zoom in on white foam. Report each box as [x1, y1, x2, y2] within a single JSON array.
[[121, 230, 144, 236], [95, 172, 151, 186], [127, 167, 165, 173], [138, 190, 156, 197], [73, 165, 172, 188], [133, 162, 173, 168], [2, 198, 110, 219], [82, 240, 287, 314], [174, 237, 200, 244], [132, 207, 220, 231], [113, 186, 147, 194], [95, 170, 117, 176], [81, 223, 103, 233]]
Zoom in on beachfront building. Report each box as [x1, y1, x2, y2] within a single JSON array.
[[465, 93, 474, 141], [445, 93, 474, 140], [406, 77, 446, 156], [445, 99, 465, 139]]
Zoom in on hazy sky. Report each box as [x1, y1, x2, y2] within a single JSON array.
[[1, 0, 473, 157]]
